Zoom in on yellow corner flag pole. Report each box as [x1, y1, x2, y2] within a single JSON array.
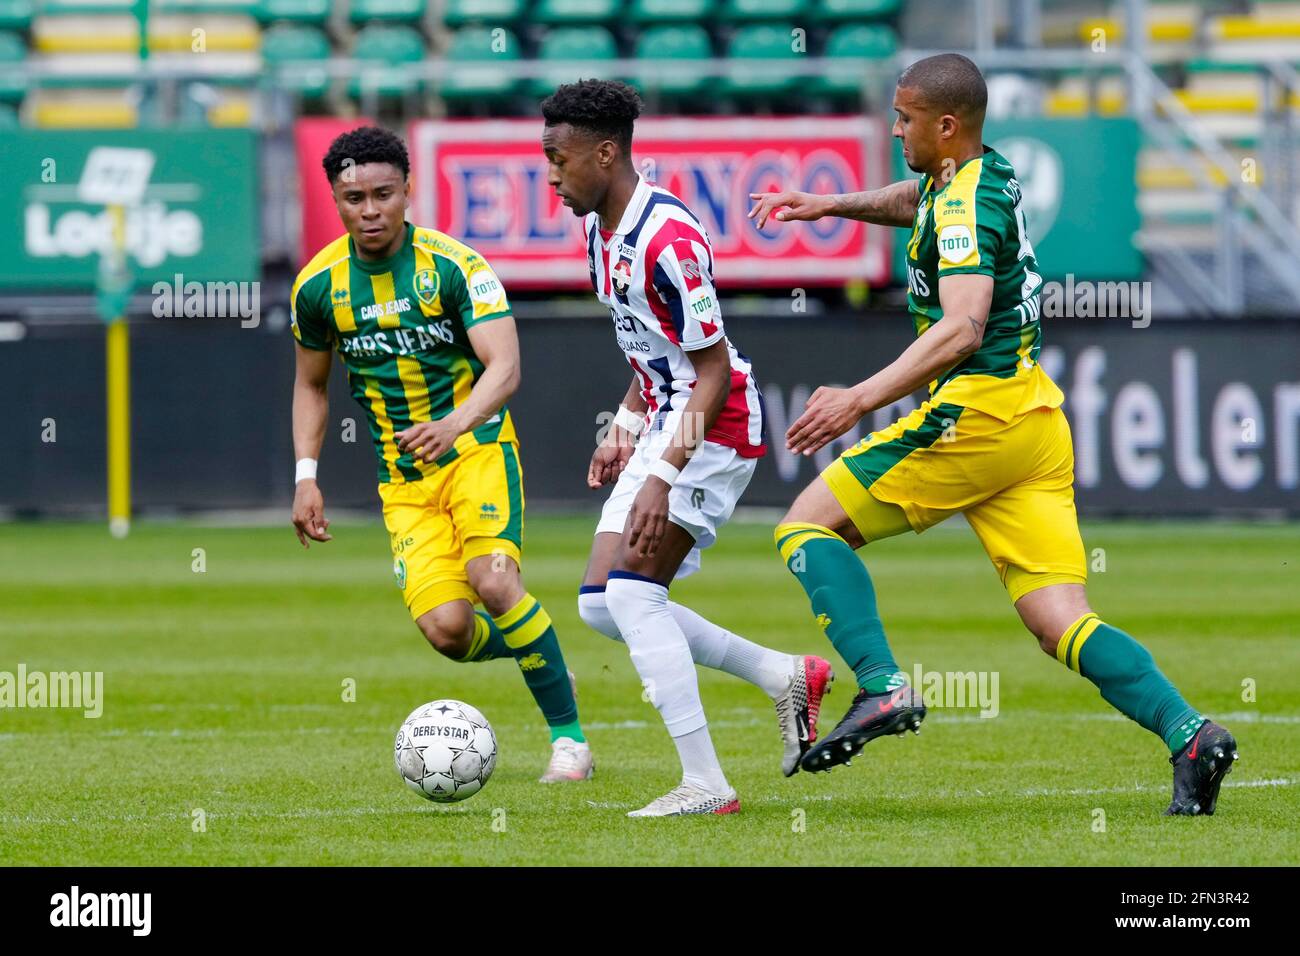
[[106, 203, 131, 539]]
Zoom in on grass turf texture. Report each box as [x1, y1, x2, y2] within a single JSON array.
[[1, 516, 1296, 866]]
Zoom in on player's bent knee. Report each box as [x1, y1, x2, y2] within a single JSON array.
[[577, 588, 622, 641], [416, 603, 475, 659]]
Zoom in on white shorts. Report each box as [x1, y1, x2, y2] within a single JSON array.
[[595, 427, 757, 579]]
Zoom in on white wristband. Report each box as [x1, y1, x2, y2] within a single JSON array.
[[295, 458, 318, 483], [613, 404, 646, 437], [648, 458, 680, 487]]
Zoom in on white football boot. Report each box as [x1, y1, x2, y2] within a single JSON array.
[[627, 782, 740, 817], [772, 655, 835, 777], [539, 737, 594, 783]]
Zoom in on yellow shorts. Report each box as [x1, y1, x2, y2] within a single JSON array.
[[379, 441, 525, 620], [821, 400, 1087, 603]]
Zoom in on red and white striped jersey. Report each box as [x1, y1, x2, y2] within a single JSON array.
[[585, 177, 766, 458]]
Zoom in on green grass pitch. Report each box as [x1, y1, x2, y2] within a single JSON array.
[[1, 516, 1296, 866]]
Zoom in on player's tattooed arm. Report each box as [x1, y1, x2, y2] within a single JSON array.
[[823, 179, 921, 227], [291, 343, 333, 547], [786, 273, 994, 456], [396, 316, 522, 463], [748, 179, 919, 229]]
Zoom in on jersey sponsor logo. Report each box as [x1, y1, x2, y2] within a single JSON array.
[[906, 263, 930, 297], [611, 256, 633, 296], [467, 266, 504, 308], [680, 257, 702, 282], [937, 224, 974, 263], [338, 320, 456, 357], [478, 502, 502, 521], [393, 556, 407, 590], [413, 268, 440, 306], [331, 287, 350, 306], [359, 298, 412, 321], [688, 285, 716, 321]]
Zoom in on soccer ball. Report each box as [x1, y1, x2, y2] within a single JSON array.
[[394, 699, 497, 802]]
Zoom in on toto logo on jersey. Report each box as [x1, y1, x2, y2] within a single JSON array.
[[611, 257, 633, 295]]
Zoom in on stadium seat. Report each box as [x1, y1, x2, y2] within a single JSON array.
[[628, 0, 715, 24], [813, 23, 896, 99], [262, 22, 331, 99], [32, 9, 139, 55], [721, 23, 802, 98], [28, 85, 141, 127], [812, 0, 900, 22], [349, 0, 427, 24], [0, 100, 16, 125], [443, 0, 527, 27], [0, 30, 26, 103], [719, 0, 809, 22], [0, 0, 33, 32], [1044, 71, 1128, 117], [439, 25, 522, 105], [258, 0, 330, 24], [350, 24, 426, 98], [532, 0, 622, 24], [631, 24, 711, 98], [529, 27, 619, 98], [153, 1, 262, 13]]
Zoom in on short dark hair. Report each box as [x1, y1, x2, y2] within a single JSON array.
[[322, 125, 409, 183], [898, 53, 988, 122], [541, 78, 642, 153]]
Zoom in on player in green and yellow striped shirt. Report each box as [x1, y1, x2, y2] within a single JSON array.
[[290, 126, 593, 783], [751, 55, 1236, 815]]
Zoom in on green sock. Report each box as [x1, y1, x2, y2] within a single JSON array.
[[775, 522, 901, 694], [1058, 613, 1204, 754], [494, 594, 583, 740], [456, 611, 513, 662]]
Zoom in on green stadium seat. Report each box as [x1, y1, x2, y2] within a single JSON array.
[[0, 0, 33, 31], [258, 0, 330, 23], [719, 0, 809, 22], [632, 25, 711, 98], [350, 24, 426, 97], [629, 0, 714, 23], [349, 0, 426, 24], [0, 101, 17, 126], [814, 23, 897, 98], [0, 30, 26, 103], [812, 0, 899, 21], [443, 0, 526, 27], [722, 23, 802, 97], [530, 27, 618, 97], [532, 0, 622, 24], [262, 22, 331, 98], [440, 26, 522, 104], [153, 1, 262, 13]]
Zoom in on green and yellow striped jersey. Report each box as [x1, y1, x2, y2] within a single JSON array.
[[904, 146, 1063, 421], [291, 223, 516, 483]]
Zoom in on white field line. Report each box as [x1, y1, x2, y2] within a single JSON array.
[[1, 777, 1292, 827], [1, 710, 1297, 742]]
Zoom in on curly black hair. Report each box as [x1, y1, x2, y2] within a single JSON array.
[[540, 79, 642, 153], [322, 125, 410, 184]]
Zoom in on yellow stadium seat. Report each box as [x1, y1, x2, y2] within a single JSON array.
[[28, 87, 139, 128]]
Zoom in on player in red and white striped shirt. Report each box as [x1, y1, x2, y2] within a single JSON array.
[[541, 80, 833, 817]]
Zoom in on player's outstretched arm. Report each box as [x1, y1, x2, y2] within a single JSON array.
[[786, 273, 994, 456], [397, 316, 522, 464], [589, 376, 646, 489], [748, 179, 920, 230], [291, 343, 334, 548]]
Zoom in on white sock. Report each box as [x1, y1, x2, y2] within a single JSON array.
[[579, 588, 793, 697], [672, 724, 730, 794], [604, 574, 710, 744]]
